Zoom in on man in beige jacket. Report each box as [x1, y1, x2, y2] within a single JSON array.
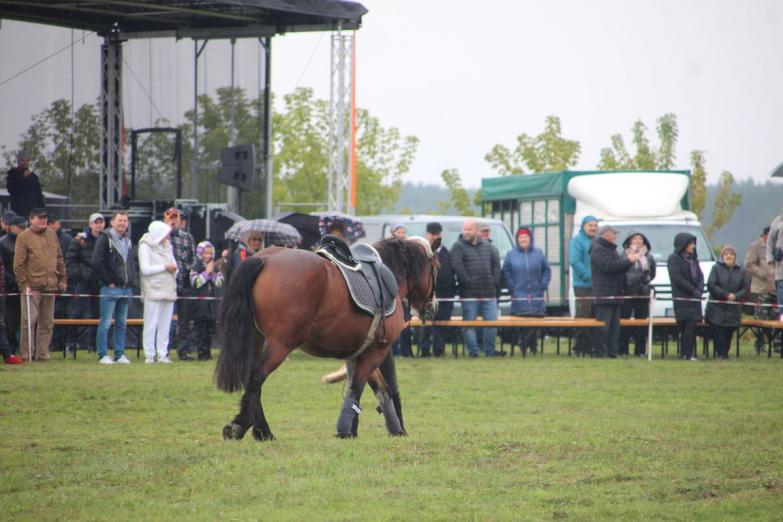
[[745, 226, 777, 319], [14, 208, 66, 361]]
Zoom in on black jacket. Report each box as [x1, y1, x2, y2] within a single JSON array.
[[706, 261, 750, 327], [65, 231, 100, 290], [91, 229, 138, 289], [621, 232, 657, 296], [450, 236, 500, 298], [434, 246, 457, 298], [0, 233, 18, 293], [590, 236, 633, 305], [6, 167, 46, 218], [189, 259, 220, 321], [667, 232, 704, 322]]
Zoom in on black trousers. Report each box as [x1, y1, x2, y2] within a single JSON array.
[[677, 319, 697, 359], [594, 303, 621, 358], [620, 297, 650, 356], [192, 320, 215, 360], [170, 294, 194, 358], [418, 300, 454, 356], [5, 295, 20, 352], [711, 324, 735, 359], [573, 287, 594, 356], [0, 297, 15, 358]]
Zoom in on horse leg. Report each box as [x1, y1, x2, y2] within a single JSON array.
[[336, 349, 390, 438], [364, 368, 403, 436], [378, 348, 406, 435]]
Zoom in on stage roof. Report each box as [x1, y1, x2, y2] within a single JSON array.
[[0, 0, 367, 39]]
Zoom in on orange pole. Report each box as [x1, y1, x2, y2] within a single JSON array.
[[350, 32, 358, 213]]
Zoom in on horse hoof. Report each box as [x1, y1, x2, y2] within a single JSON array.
[[252, 427, 276, 441], [335, 433, 357, 439], [222, 422, 247, 441], [390, 430, 408, 437]]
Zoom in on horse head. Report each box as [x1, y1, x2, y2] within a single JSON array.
[[403, 236, 439, 320]]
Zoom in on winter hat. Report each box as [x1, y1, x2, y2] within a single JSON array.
[[196, 241, 215, 260], [147, 221, 171, 244], [391, 223, 406, 235], [720, 244, 737, 257], [2, 211, 17, 225], [516, 226, 532, 240]]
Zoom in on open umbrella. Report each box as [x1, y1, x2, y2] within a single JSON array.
[[315, 212, 366, 244], [225, 219, 302, 247], [275, 212, 321, 250]]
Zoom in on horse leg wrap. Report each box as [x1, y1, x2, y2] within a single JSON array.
[[377, 394, 403, 435], [391, 393, 405, 433], [336, 398, 361, 437]]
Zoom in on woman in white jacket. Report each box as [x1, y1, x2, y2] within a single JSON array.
[[138, 221, 178, 363]]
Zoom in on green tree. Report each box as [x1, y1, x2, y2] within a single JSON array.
[[438, 168, 476, 216], [484, 116, 580, 175], [598, 113, 679, 170], [2, 99, 101, 220], [599, 116, 740, 238]]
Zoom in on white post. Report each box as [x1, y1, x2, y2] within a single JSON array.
[[25, 290, 33, 363], [647, 288, 654, 361]]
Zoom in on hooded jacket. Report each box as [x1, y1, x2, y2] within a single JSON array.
[[667, 232, 704, 321], [502, 228, 551, 315], [138, 221, 177, 301], [569, 215, 597, 288], [706, 260, 749, 327], [590, 235, 632, 305], [189, 241, 224, 321], [65, 229, 100, 290], [621, 231, 657, 296]]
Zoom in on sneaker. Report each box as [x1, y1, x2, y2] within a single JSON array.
[[98, 355, 114, 365], [115, 355, 131, 364], [157, 356, 172, 364], [145, 358, 156, 364], [4, 354, 23, 365], [690, 356, 699, 362]]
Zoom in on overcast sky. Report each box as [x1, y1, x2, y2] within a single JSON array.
[[1, 0, 781, 188]]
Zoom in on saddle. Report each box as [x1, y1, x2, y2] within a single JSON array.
[[316, 235, 398, 318]]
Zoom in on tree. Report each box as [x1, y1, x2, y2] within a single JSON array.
[[485, 116, 580, 175], [598, 113, 678, 170], [599, 115, 740, 238], [2, 99, 101, 220], [438, 169, 476, 216]]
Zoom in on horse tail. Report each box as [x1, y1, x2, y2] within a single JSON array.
[[215, 256, 265, 393]]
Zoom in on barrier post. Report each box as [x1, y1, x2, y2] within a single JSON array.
[[647, 288, 654, 361], [25, 290, 33, 363]]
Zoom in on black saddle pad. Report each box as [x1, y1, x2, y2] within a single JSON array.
[[316, 240, 398, 318]]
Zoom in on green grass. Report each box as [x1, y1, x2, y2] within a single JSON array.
[[1, 344, 782, 521]]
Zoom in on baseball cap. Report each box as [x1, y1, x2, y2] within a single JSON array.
[[2, 211, 18, 225], [89, 212, 105, 224], [597, 224, 618, 235], [29, 208, 48, 218], [9, 216, 28, 227]]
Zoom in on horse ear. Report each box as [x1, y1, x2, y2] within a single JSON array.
[[431, 237, 442, 252]]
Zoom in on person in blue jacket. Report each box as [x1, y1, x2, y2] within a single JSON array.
[[568, 215, 598, 356], [502, 226, 551, 355]]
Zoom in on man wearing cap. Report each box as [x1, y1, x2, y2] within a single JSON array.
[[589, 224, 638, 358], [164, 207, 196, 360], [451, 218, 503, 357], [6, 151, 46, 220], [0, 215, 28, 352], [569, 215, 598, 356], [419, 222, 457, 357], [14, 208, 67, 361], [65, 212, 105, 352]]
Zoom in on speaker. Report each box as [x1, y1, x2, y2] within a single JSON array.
[[217, 144, 257, 191]]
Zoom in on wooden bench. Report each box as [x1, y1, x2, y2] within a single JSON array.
[[408, 316, 783, 359], [53, 318, 149, 359]]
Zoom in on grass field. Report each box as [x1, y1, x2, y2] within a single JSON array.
[[1, 343, 782, 521]]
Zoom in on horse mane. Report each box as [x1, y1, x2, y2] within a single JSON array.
[[373, 237, 429, 286]]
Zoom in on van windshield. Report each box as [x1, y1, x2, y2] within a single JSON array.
[[402, 222, 514, 262], [612, 224, 715, 263]]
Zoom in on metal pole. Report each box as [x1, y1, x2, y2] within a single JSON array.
[[227, 39, 240, 213], [263, 37, 273, 219], [192, 39, 198, 200], [647, 288, 654, 361], [25, 291, 33, 363]]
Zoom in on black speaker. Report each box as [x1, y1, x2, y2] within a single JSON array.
[[217, 144, 256, 191]]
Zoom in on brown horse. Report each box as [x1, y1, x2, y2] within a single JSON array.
[[215, 237, 438, 440]]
